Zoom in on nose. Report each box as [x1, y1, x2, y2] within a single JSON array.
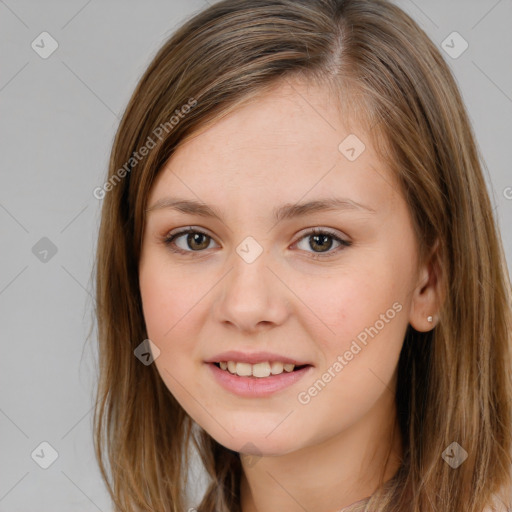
[[213, 248, 291, 334]]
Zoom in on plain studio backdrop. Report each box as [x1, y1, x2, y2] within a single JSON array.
[[0, 1, 511, 511]]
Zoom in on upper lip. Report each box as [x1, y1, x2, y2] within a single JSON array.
[[205, 350, 312, 366]]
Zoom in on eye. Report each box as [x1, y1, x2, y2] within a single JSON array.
[[163, 227, 218, 254], [293, 228, 351, 259], [163, 226, 351, 259]]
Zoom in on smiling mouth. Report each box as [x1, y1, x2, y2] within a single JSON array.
[[212, 361, 310, 378]]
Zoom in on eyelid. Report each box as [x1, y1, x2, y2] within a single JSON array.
[[293, 226, 346, 242], [165, 225, 214, 240]]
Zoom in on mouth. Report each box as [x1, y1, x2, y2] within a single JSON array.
[[206, 361, 313, 397]]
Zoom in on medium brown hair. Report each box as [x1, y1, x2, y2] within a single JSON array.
[[92, 0, 512, 510]]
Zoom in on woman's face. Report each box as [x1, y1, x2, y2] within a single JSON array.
[[139, 79, 428, 457]]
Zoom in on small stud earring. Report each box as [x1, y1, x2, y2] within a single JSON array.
[[427, 315, 433, 323]]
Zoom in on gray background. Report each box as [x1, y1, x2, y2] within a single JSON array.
[[0, 1, 511, 511]]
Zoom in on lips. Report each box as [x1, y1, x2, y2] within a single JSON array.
[[204, 350, 313, 396]]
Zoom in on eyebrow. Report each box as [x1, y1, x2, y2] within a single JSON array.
[[146, 196, 376, 222]]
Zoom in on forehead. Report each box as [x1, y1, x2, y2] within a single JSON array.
[[148, 79, 399, 213]]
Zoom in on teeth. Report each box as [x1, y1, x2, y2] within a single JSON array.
[[270, 361, 284, 374], [218, 361, 298, 377], [235, 362, 252, 377], [252, 362, 271, 378]]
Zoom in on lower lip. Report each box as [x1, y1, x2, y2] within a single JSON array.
[[206, 363, 313, 398]]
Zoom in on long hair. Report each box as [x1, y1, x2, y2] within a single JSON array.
[[92, 0, 512, 510]]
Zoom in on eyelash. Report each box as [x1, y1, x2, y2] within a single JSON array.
[[162, 227, 352, 259]]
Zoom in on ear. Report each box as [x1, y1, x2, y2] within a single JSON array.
[[408, 238, 443, 332]]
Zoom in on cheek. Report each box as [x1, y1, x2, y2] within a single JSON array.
[[138, 257, 216, 378], [139, 263, 204, 403], [139, 259, 198, 342], [301, 265, 407, 350]]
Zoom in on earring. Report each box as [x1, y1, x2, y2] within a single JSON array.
[[427, 315, 433, 323]]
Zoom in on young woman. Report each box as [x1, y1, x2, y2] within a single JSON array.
[[92, 1, 512, 510]]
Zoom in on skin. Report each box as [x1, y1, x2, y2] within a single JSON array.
[[138, 78, 441, 512]]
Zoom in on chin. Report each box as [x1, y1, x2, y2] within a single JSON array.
[[202, 422, 302, 457]]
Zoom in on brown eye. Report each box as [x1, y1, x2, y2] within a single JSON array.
[[164, 228, 217, 254], [294, 228, 351, 259]]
